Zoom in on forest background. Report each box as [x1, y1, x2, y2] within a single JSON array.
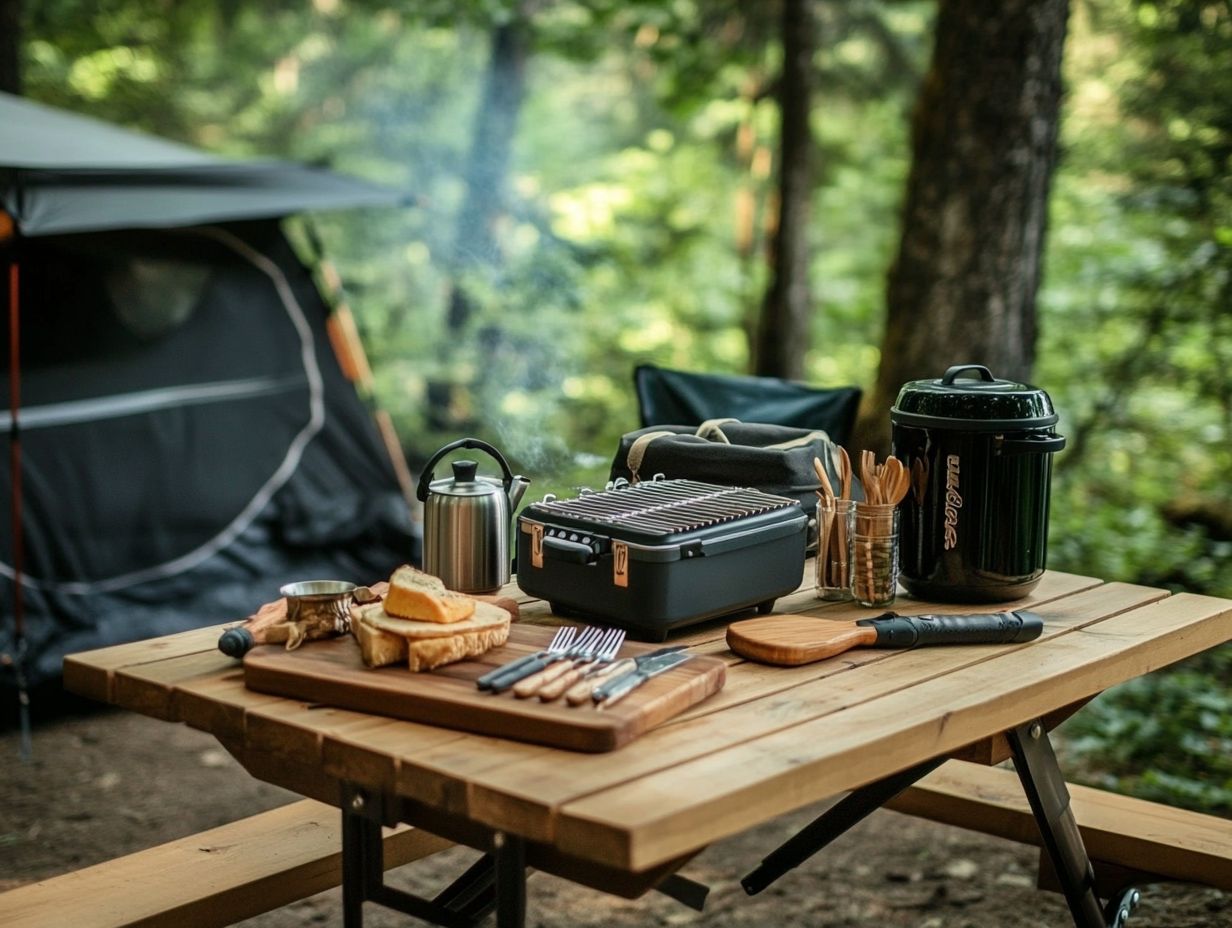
[[5, 0, 1229, 814]]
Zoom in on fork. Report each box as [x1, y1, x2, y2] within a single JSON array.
[[487, 626, 600, 694], [511, 627, 610, 698], [476, 626, 575, 691], [538, 628, 626, 702]]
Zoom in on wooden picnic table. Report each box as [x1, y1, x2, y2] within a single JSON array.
[[63, 566, 1232, 928]]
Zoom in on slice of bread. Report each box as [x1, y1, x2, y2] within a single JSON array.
[[406, 624, 510, 672], [383, 564, 476, 624], [353, 600, 509, 639]]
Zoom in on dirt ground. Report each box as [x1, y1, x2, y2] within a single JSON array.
[[2, 702, 1229, 928]]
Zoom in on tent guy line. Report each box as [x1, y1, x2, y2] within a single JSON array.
[[0, 373, 309, 431]]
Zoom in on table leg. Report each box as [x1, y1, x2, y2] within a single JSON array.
[[341, 788, 376, 928], [435, 853, 497, 917], [741, 755, 946, 895], [1008, 720, 1141, 928], [340, 783, 478, 928], [493, 831, 527, 928]]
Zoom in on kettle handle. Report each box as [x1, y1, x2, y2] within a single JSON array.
[[416, 437, 515, 502]]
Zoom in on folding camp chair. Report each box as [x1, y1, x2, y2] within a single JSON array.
[[633, 364, 862, 445]]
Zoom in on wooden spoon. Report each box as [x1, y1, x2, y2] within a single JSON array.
[[839, 446, 852, 500], [881, 457, 906, 505], [861, 450, 882, 504], [812, 456, 836, 500]]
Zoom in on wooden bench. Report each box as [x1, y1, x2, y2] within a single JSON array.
[[885, 760, 1232, 893], [0, 798, 453, 928]]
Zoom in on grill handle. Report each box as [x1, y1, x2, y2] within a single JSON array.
[[543, 535, 598, 564]]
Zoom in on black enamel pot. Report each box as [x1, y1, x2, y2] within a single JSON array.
[[890, 364, 1066, 603]]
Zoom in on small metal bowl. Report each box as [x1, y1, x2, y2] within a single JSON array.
[[280, 580, 358, 599], [279, 580, 357, 629]]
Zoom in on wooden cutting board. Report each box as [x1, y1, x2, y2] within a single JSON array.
[[243, 624, 726, 753]]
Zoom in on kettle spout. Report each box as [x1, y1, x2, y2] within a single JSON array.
[[507, 475, 530, 512]]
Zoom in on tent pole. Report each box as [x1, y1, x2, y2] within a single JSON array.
[[301, 218, 420, 521], [6, 249, 31, 761]]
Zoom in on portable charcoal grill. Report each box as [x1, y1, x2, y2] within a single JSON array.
[[516, 478, 807, 640]]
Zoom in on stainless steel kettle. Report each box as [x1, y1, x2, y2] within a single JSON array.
[[416, 438, 530, 594]]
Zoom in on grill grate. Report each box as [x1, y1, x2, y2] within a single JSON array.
[[531, 479, 796, 535]]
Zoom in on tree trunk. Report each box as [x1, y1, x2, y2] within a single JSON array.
[[445, 18, 531, 335], [0, 0, 21, 95], [753, 0, 815, 380], [427, 16, 531, 432], [852, 0, 1069, 456]]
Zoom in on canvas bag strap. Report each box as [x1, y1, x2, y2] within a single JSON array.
[[626, 430, 677, 483], [764, 429, 831, 450], [695, 418, 740, 443]]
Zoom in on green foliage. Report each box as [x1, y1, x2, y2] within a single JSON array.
[[1038, 0, 1232, 814], [19, 0, 1229, 813], [1041, 0, 1232, 599], [1060, 647, 1232, 815]]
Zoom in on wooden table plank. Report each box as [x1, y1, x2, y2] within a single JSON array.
[[554, 592, 1232, 870], [62, 624, 228, 703], [452, 581, 1161, 842], [672, 569, 1104, 723], [175, 669, 290, 743], [321, 719, 474, 795], [112, 650, 238, 721]]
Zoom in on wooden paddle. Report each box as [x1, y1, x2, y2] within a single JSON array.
[[726, 610, 1044, 666]]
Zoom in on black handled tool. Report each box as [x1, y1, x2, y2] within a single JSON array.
[[726, 610, 1044, 666]]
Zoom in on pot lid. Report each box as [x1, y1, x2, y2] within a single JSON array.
[[891, 364, 1058, 431], [429, 460, 501, 497]]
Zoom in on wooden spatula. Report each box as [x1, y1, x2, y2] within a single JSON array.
[[726, 610, 1044, 666]]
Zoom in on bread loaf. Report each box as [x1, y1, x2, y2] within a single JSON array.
[[352, 599, 510, 671], [383, 564, 476, 624]]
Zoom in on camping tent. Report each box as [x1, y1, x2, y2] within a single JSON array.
[[1, 92, 418, 689]]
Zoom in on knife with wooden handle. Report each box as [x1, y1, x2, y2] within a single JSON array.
[[512, 659, 577, 699], [537, 663, 595, 702], [563, 658, 633, 705]]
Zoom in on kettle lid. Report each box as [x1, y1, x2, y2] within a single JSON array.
[[428, 459, 501, 498], [891, 364, 1058, 431]]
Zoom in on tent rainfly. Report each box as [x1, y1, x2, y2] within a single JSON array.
[[1, 92, 418, 716]]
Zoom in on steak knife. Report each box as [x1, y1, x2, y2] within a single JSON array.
[[562, 645, 685, 706], [592, 650, 692, 707]]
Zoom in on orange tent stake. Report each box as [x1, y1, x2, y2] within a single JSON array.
[[6, 251, 31, 760]]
